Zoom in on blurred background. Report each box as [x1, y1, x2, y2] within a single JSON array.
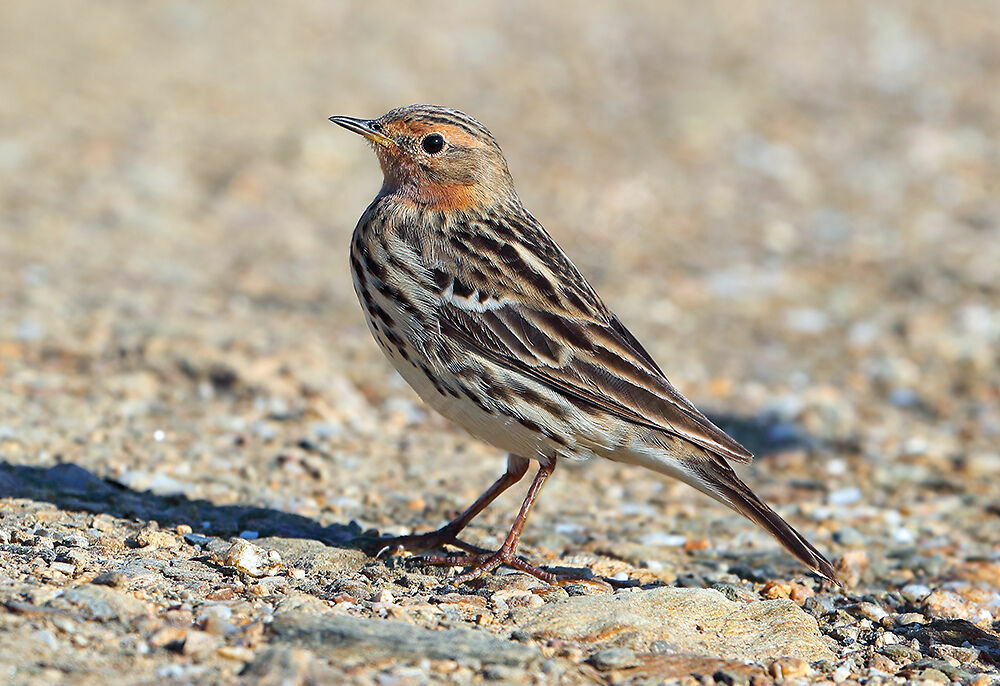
[[1, 0, 999, 598]]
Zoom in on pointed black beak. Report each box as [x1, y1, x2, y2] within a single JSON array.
[[328, 116, 395, 147]]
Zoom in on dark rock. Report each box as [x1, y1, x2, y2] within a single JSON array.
[[713, 668, 750, 686]]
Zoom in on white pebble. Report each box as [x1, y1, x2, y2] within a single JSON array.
[[826, 459, 847, 476], [827, 487, 862, 506], [901, 584, 931, 602], [221, 539, 280, 577], [638, 533, 687, 547], [893, 528, 915, 543]]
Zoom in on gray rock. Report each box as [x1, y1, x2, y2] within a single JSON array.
[[270, 611, 538, 666], [49, 584, 150, 622], [511, 587, 834, 663], [589, 647, 640, 670], [254, 537, 367, 575], [242, 646, 338, 686]]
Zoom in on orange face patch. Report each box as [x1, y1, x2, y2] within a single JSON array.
[[382, 121, 485, 149]]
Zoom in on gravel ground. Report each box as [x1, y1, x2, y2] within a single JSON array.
[[2, 2, 1000, 684]]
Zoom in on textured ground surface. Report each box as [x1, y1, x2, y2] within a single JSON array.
[[2, 2, 1000, 684]]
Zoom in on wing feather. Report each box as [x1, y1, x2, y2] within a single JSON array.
[[438, 299, 753, 464], [423, 210, 754, 464]]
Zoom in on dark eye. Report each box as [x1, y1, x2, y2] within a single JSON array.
[[369, 120, 383, 132], [421, 133, 445, 154]]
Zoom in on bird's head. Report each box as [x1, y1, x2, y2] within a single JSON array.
[[330, 105, 515, 211]]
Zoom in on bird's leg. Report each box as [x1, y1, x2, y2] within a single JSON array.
[[422, 459, 559, 584], [378, 454, 530, 556]]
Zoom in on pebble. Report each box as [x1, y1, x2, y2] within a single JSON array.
[[92, 571, 127, 588], [58, 534, 90, 548], [894, 612, 926, 625], [768, 657, 811, 679], [126, 528, 181, 550], [220, 539, 281, 577], [827, 487, 862, 506], [880, 644, 922, 663], [846, 601, 888, 621], [589, 647, 640, 670], [182, 630, 219, 657]]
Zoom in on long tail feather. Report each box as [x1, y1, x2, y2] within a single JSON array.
[[688, 458, 840, 585]]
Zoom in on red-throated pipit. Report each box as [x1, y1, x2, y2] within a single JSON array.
[[330, 105, 838, 585]]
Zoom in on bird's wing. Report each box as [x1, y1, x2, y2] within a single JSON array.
[[430, 219, 753, 464]]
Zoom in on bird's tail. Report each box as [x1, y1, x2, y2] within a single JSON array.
[[683, 457, 841, 585]]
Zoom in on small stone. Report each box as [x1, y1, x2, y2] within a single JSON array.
[[868, 653, 897, 672], [221, 539, 281, 577], [895, 612, 926, 626], [713, 668, 750, 686], [827, 487, 862, 506], [175, 524, 192, 535], [880, 644, 922, 663], [51, 584, 149, 622], [288, 568, 306, 580], [56, 548, 90, 569], [50, 561, 76, 574], [589, 647, 639, 670], [768, 657, 811, 679], [929, 643, 979, 663], [249, 576, 288, 596], [92, 571, 127, 588], [834, 550, 869, 587], [848, 601, 888, 621], [760, 581, 793, 599], [182, 630, 218, 658], [148, 626, 187, 649], [831, 662, 852, 682], [183, 533, 212, 547], [217, 645, 254, 661], [371, 589, 394, 604], [241, 646, 336, 683], [126, 528, 180, 550], [91, 515, 115, 533], [711, 582, 757, 603], [58, 534, 90, 548], [900, 584, 932, 602]]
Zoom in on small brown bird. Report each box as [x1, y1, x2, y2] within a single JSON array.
[[330, 105, 838, 585]]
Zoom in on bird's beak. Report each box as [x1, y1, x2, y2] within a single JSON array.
[[328, 115, 395, 148]]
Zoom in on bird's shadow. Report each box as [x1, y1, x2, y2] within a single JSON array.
[[0, 413, 814, 564], [0, 461, 364, 550]]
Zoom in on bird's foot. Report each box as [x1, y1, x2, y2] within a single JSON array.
[[374, 526, 485, 559], [421, 545, 560, 584]]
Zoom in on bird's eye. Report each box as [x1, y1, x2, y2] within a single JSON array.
[[369, 121, 383, 132], [421, 133, 445, 154]]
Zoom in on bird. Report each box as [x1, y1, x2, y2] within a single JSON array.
[[329, 104, 839, 586]]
